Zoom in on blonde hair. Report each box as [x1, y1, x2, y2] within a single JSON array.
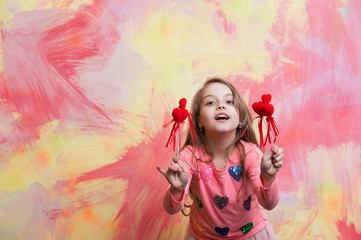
[[181, 77, 259, 215]]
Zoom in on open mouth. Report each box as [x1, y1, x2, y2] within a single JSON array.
[[215, 114, 229, 120]]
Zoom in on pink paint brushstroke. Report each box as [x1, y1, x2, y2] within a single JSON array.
[[204, 0, 236, 34], [336, 219, 361, 239], [0, 1, 119, 143], [70, 128, 179, 239], [228, 1, 361, 195]]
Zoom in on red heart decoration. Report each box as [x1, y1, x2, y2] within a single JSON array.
[[172, 108, 188, 122], [252, 101, 264, 116], [179, 98, 187, 109], [263, 103, 274, 116], [262, 94, 272, 104]]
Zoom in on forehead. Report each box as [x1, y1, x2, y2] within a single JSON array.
[[202, 82, 233, 98]]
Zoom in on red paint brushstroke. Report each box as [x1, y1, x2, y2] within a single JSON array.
[[47, 209, 72, 220], [73, 128, 179, 240], [0, 1, 119, 143], [336, 219, 361, 239]]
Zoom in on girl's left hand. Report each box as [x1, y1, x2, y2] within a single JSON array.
[[261, 145, 284, 180]]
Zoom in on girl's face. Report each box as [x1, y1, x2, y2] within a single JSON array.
[[198, 82, 240, 137]]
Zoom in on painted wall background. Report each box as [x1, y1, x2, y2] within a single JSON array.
[[0, 0, 360, 239]]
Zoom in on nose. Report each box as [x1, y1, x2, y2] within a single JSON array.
[[217, 104, 225, 110]]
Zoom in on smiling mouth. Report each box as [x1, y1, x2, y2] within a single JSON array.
[[215, 114, 229, 120]]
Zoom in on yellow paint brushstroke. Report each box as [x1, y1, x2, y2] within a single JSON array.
[[0, 147, 45, 191], [0, 0, 95, 31], [130, 2, 277, 83], [0, 0, 15, 23], [65, 178, 127, 239], [0, 35, 3, 73], [0, 119, 129, 191], [274, 142, 361, 239], [44, 0, 94, 10], [34, 120, 122, 180]]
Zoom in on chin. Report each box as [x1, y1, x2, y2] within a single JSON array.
[[215, 128, 237, 134]]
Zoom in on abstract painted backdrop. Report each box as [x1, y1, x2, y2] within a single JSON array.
[[1, 0, 361, 239]]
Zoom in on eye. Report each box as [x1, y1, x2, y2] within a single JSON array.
[[226, 100, 234, 104], [206, 101, 215, 105]]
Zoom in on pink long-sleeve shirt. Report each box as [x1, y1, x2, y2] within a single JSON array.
[[163, 140, 279, 239]]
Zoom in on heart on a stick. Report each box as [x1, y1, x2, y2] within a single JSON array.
[[261, 94, 272, 104], [251, 93, 280, 150], [172, 108, 188, 122], [252, 94, 274, 117], [252, 101, 264, 116], [263, 104, 274, 117]]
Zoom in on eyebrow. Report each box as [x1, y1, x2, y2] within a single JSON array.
[[203, 94, 233, 100]]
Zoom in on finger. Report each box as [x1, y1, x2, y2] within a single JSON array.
[[172, 156, 179, 164], [273, 161, 283, 169], [272, 145, 280, 153], [272, 146, 282, 156], [273, 147, 283, 158], [177, 160, 188, 173], [157, 165, 167, 176], [168, 164, 178, 172], [170, 162, 183, 173], [271, 154, 283, 166], [171, 157, 182, 172], [275, 153, 284, 161], [272, 153, 283, 163], [271, 145, 279, 153], [272, 154, 284, 164]]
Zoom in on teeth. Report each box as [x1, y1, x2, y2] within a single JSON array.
[[216, 114, 229, 119]]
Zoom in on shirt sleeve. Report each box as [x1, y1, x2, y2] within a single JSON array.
[[162, 147, 194, 215], [245, 145, 280, 210], [162, 174, 192, 215]]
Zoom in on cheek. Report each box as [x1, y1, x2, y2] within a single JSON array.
[[236, 111, 241, 119], [234, 107, 240, 117], [232, 109, 241, 122], [229, 107, 237, 114]]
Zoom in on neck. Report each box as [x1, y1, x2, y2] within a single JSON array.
[[205, 131, 236, 159]]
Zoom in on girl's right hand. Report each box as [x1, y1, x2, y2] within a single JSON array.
[[157, 156, 189, 191]]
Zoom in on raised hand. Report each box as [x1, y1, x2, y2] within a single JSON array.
[[261, 146, 284, 186], [157, 156, 189, 191]]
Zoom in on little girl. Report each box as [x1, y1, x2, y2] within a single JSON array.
[[157, 77, 284, 240]]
